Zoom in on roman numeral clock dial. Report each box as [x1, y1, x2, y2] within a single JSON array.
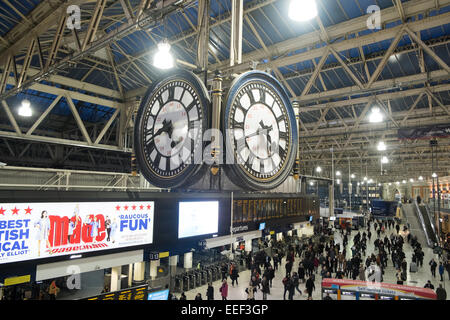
[[134, 70, 209, 188], [223, 71, 298, 190]]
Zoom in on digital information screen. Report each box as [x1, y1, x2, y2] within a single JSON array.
[[178, 201, 218, 238], [86, 285, 148, 300], [0, 201, 154, 264], [259, 222, 266, 230]]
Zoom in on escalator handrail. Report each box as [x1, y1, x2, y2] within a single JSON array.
[[416, 202, 438, 245], [423, 204, 438, 237], [413, 200, 434, 247]]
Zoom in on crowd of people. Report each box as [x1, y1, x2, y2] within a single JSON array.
[[180, 215, 449, 301]]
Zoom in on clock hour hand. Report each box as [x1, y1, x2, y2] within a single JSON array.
[[146, 119, 173, 144]]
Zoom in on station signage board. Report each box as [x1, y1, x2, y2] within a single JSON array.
[[85, 285, 148, 300], [0, 201, 154, 264]]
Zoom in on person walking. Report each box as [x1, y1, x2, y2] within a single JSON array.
[[219, 280, 228, 300], [245, 282, 256, 300], [438, 262, 445, 282], [292, 272, 302, 295], [287, 277, 296, 300], [429, 259, 438, 278], [221, 263, 228, 281], [230, 263, 239, 286], [436, 284, 447, 300], [285, 260, 293, 277], [206, 282, 214, 300], [396, 269, 404, 285], [305, 275, 315, 299], [282, 274, 291, 300]]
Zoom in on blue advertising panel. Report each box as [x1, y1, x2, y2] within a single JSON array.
[[148, 289, 169, 300]]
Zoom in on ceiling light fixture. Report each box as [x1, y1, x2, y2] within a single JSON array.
[[369, 106, 383, 123], [153, 40, 174, 69], [18, 99, 32, 117], [288, 0, 318, 22], [377, 141, 386, 151]]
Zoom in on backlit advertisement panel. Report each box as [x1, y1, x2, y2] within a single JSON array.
[[0, 201, 154, 264]]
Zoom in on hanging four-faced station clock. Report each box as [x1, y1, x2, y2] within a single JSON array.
[[134, 69, 298, 190]]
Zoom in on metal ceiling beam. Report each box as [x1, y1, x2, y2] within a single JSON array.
[[212, 0, 450, 73], [296, 69, 448, 105], [0, 0, 96, 64], [26, 95, 63, 136]]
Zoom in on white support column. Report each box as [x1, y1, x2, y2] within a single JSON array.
[[184, 252, 193, 270], [133, 262, 145, 282], [110, 266, 121, 292], [244, 239, 252, 253], [229, 0, 243, 67], [169, 255, 178, 273], [128, 263, 133, 287]]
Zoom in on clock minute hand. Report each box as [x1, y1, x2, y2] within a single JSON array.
[[259, 120, 273, 155]]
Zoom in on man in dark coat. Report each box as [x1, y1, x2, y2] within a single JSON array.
[[436, 284, 447, 300], [305, 275, 315, 298], [206, 282, 214, 300]]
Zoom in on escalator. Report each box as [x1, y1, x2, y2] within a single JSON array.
[[402, 202, 438, 248], [401, 203, 428, 247], [417, 203, 438, 246]]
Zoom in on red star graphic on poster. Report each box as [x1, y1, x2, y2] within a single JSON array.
[[116, 205, 121, 211], [132, 205, 137, 210], [11, 207, 19, 215], [146, 204, 151, 210], [24, 206, 32, 214], [124, 205, 129, 211], [0, 207, 5, 215], [139, 205, 144, 210]]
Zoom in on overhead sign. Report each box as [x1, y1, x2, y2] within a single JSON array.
[[85, 285, 148, 300], [0, 201, 154, 264], [4, 274, 31, 286]]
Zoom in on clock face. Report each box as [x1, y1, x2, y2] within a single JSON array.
[[134, 71, 209, 188], [223, 71, 298, 190]]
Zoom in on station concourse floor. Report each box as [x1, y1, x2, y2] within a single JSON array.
[[180, 223, 450, 300]]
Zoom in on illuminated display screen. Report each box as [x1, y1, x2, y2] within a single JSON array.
[[148, 289, 169, 300], [0, 201, 154, 264], [178, 201, 219, 238]]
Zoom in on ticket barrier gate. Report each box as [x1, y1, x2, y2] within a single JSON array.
[[206, 267, 213, 283], [211, 265, 220, 281], [200, 269, 208, 285], [188, 271, 196, 290], [173, 275, 182, 293], [194, 270, 202, 287], [182, 273, 190, 292]]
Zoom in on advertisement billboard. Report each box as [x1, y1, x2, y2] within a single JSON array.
[[0, 201, 154, 264]]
